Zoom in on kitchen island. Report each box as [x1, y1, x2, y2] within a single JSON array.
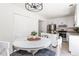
[[67, 32, 79, 56]]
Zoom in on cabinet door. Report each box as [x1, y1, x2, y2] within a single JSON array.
[[74, 6, 77, 26], [69, 36, 79, 56], [75, 4, 79, 27], [69, 35, 73, 51]]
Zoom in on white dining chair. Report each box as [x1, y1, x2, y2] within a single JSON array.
[[0, 41, 10, 56], [41, 32, 59, 47], [41, 32, 49, 38]]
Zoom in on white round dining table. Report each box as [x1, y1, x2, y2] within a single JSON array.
[[13, 37, 52, 55]]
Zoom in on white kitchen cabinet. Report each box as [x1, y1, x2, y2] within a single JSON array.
[[75, 4, 79, 27], [69, 34, 79, 56]]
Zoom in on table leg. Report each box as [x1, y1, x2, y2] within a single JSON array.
[[30, 49, 39, 56]]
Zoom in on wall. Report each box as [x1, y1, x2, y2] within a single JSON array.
[[0, 4, 14, 42], [14, 14, 39, 38], [0, 3, 44, 42], [38, 20, 47, 33]]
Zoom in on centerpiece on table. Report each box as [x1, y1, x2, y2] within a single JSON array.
[[27, 31, 41, 41]]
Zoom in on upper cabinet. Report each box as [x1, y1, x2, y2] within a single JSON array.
[[75, 4, 79, 27]]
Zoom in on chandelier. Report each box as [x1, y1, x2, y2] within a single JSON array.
[[25, 3, 43, 12]]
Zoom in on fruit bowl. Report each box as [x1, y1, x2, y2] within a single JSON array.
[[27, 36, 41, 41]]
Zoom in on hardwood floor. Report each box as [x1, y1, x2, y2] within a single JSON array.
[[60, 41, 71, 56], [49, 41, 72, 56]]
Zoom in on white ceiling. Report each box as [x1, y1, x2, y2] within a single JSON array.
[[13, 3, 75, 19]]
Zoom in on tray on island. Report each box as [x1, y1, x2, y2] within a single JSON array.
[[27, 37, 41, 41]]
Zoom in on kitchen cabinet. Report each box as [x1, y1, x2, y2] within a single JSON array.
[[75, 4, 79, 27], [68, 33, 79, 56]]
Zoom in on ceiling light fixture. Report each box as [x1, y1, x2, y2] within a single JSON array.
[[25, 3, 43, 12]]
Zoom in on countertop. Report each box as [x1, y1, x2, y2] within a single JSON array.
[[67, 31, 79, 35], [55, 27, 79, 35], [57, 29, 79, 35]]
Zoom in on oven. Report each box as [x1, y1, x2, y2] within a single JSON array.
[[58, 30, 67, 41]]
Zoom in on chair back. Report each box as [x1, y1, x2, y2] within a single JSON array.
[[41, 33, 49, 38], [0, 41, 10, 56]]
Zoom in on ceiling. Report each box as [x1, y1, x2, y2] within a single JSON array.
[[13, 3, 75, 19]]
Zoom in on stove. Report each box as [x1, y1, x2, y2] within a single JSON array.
[[58, 30, 67, 41]]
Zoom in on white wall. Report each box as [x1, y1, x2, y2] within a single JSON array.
[[39, 20, 47, 33], [0, 4, 14, 42], [14, 14, 38, 38], [0, 3, 44, 42]]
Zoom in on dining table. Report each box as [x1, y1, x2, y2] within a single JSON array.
[[13, 37, 52, 55]]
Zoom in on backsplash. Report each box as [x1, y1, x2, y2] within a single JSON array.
[[58, 24, 67, 27], [74, 27, 79, 33]]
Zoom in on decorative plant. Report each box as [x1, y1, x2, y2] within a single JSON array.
[[31, 31, 37, 36]]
